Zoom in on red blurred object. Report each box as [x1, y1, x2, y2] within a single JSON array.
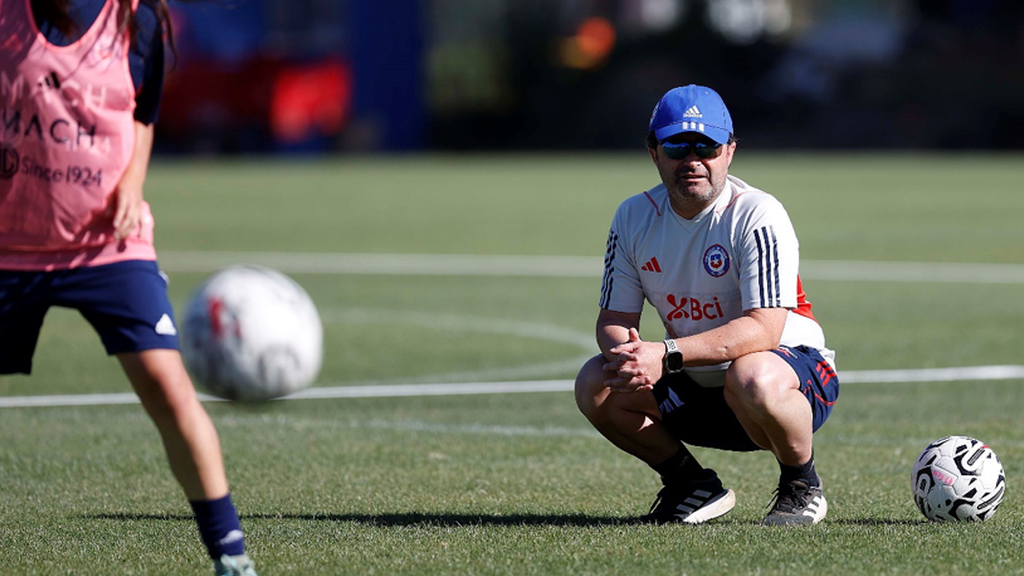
[[158, 58, 352, 151], [577, 17, 616, 61], [270, 60, 352, 144], [558, 16, 617, 70]]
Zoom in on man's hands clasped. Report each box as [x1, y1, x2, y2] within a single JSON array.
[[603, 328, 667, 392]]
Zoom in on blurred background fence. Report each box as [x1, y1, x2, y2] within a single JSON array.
[[156, 0, 1024, 154]]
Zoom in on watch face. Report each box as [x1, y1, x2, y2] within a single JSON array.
[[666, 352, 684, 372]]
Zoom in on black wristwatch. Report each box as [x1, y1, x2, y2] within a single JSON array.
[[663, 339, 684, 374]]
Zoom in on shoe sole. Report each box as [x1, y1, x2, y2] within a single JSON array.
[[681, 488, 736, 524]]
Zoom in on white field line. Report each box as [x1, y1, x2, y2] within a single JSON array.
[[319, 306, 595, 383], [320, 307, 594, 349], [215, 415, 604, 439], [157, 252, 1024, 284], [838, 365, 1024, 383], [2, 365, 1024, 408], [159, 252, 598, 278]]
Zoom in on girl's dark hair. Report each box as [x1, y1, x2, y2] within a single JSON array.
[[32, 0, 178, 60]]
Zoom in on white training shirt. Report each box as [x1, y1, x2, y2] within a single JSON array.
[[600, 174, 836, 386]]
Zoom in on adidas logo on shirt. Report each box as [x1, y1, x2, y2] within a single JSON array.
[[155, 313, 177, 336], [641, 257, 662, 273], [682, 105, 701, 118]]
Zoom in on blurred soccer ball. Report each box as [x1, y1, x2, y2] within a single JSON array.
[[911, 435, 1005, 522], [182, 265, 323, 402]]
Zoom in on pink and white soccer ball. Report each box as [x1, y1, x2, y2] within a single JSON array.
[[182, 266, 322, 402], [911, 435, 1006, 522]]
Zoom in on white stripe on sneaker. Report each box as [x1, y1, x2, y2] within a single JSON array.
[[802, 495, 827, 522]]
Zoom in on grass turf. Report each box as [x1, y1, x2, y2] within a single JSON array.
[[1, 153, 1022, 575]]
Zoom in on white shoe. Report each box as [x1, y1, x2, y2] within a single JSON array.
[[639, 468, 736, 524], [214, 553, 258, 576]]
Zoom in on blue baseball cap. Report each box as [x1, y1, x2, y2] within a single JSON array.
[[649, 85, 733, 145]]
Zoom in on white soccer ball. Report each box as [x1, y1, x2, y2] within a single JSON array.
[[911, 435, 1006, 522], [182, 265, 323, 402]]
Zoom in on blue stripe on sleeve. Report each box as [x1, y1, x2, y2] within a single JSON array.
[[600, 230, 618, 309], [754, 225, 780, 307]]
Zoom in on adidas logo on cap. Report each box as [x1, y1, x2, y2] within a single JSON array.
[[649, 85, 734, 145]]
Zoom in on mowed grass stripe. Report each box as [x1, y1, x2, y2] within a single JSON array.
[[157, 251, 1024, 284], [3, 365, 1023, 408]]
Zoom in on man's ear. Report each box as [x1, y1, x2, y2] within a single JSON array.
[[725, 142, 737, 167]]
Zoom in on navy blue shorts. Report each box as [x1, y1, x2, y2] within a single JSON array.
[[652, 345, 839, 452], [0, 260, 181, 375]]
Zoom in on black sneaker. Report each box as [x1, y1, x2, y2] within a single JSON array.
[[761, 477, 827, 526], [639, 468, 735, 524]]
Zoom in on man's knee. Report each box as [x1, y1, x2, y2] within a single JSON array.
[[574, 355, 608, 417], [724, 352, 796, 412]]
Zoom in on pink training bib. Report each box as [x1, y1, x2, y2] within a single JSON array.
[[0, 0, 156, 270]]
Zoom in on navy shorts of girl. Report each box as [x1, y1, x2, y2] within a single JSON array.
[[0, 260, 181, 375], [651, 345, 839, 452]]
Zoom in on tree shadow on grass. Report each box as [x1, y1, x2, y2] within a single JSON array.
[[86, 512, 633, 527], [255, 512, 644, 527], [86, 513, 195, 522], [85, 512, 924, 527], [827, 518, 926, 526]]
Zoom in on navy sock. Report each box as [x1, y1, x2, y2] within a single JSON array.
[[779, 453, 819, 487], [651, 446, 704, 485], [190, 494, 246, 559]]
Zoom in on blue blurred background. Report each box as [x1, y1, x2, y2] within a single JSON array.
[[157, 0, 1024, 154]]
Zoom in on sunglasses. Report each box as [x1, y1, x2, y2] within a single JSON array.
[[660, 140, 722, 160]]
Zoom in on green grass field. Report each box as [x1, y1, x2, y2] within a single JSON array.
[[2, 153, 1023, 575]]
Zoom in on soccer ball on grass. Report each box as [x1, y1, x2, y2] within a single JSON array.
[[911, 435, 1005, 522], [182, 265, 323, 402]]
